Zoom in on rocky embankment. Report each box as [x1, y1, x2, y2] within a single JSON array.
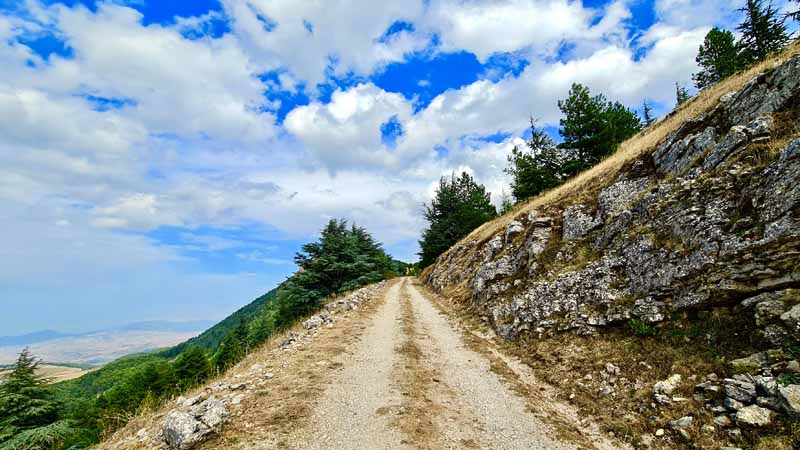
[[424, 55, 800, 447]]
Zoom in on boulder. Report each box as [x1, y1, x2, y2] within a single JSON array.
[[778, 384, 800, 415], [781, 304, 800, 339], [163, 397, 228, 449], [163, 412, 210, 450], [729, 353, 768, 374], [654, 374, 682, 396], [669, 416, 693, 429], [734, 405, 774, 427], [723, 378, 757, 403]]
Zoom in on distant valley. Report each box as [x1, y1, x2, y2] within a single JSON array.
[[0, 320, 214, 366]]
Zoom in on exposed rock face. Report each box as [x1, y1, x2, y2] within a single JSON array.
[[424, 54, 800, 342]]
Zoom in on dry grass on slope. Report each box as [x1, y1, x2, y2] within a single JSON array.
[[464, 41, 800, 245]]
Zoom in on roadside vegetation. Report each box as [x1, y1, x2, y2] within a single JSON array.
[[0, 219, 405, 450]]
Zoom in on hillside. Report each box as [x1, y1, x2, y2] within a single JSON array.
[[423, 45, 800, 449], [163, 288, 280, 358]]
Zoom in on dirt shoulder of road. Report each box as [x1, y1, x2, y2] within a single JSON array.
[[97, 280, 396, 450]]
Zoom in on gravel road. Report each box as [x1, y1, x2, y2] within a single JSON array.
[[289, 278, 616, 450]]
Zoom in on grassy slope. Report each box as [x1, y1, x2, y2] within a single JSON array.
[[456, 42, 800, 247]]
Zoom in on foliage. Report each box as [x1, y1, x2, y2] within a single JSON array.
[[213, 321, 248, 372], [777, 372, 800, 386], [558, 83, 642, 173], [164, 288, 279, 357], [675, 83, 690, 106], [173, 347, 212, 389], [418, 172, 497, 267], [693, 27, 741, 89], [628, 319, 657, 337], [641, 100, 655, 126], [246, 219, 396, 345], [0, 420, 82, 450], [737, 0, 791, 64], [0, 349, 59, 443], [505, 121, 564, 201]]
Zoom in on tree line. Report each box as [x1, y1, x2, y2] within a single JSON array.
[[0, 220, 402, 450], [693, 0, 795, 89]]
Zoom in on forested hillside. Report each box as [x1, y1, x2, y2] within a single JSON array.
[[0, 220, 403, 450], [164, 289, 280, 358]]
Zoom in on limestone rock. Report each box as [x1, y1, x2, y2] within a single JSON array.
[[562, 205, 600, 241], [163, 397, 228, 449], [724, 378, 757, 403], [163, 411, 209, 450], [778, 384, 800, 415], [734, 405, 774, 427], [654, 374, 682, 396], [505, 220, 524, 243], [669, 416, 693, 429], [781, 304, 800, 339]]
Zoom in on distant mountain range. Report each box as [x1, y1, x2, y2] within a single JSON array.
[[0, 320, 215, 347], [0, 320, 216, 365]]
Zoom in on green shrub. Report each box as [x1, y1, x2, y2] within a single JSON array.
[[628, 319, 657, 337]]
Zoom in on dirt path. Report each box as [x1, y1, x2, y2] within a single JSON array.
[[286, 278, 618, 450], [287, 280, 409, 450]]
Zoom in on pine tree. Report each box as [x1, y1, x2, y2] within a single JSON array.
[[693, 28, 740, 89], [557, 83, 641, 173], [505, 121, 563, 201], [737, 0, 790, 64], [419, 172, 496, 267], [174, 347, 212, 389], [0, 349, 59, 442], [214, 322, 247, 372], [642, 100, 655, 126], [675, 83, 690, 106]]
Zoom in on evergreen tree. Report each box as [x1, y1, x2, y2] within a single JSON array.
[[213, 322, 247, 372], [419, 172, 496, 267], [174, 347, 212, 389], [558, 83, 642, 173], [737, 0, 790, 64], [675, 83, 690, 106], [642, 100, 655, 126], [557, 83, 607, 169], [693, 28, 740, 89], [0, 349, 59, 442], [505, 121, 563, 201]]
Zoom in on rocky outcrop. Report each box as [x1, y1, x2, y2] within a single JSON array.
[[424, 54, 800, 432], [425, 54, 800, 340]]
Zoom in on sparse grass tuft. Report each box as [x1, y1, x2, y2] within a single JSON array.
[[628, 319, 657, 337]]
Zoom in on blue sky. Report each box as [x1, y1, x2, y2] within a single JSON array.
[[1, 0, 790, 335]]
